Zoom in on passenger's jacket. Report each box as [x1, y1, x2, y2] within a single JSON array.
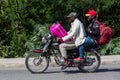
[[87, 19, 100, 42]]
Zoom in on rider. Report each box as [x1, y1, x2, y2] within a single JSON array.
[[74, 10, 100, 62], [85, 9, 100, 44], [57, 12, 86, 68]]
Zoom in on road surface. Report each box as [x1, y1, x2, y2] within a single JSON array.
[[0, 64, 120, 80]]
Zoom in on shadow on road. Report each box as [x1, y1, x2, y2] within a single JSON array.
[[62, 68, 120, 74], [32, 71, 61, 74], [62, 70, 82, 74], [96, 68, 120, 73], [31, 68, 120, 74]]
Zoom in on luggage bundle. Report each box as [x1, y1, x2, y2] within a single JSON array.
[[97, 21, 113, 44], [50, 23, 68, 42]]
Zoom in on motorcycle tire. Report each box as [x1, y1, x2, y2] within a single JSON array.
[[78, 50, 101, 72], [25, 51, 49, 73]]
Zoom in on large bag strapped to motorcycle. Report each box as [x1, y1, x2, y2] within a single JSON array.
[[50, 22, 68, 42], [97, 21, 113, 44]]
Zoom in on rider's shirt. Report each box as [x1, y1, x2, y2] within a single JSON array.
[[62, 18, 86, 47]]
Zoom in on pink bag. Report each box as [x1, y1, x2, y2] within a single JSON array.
[[50, 23, 68, 42]]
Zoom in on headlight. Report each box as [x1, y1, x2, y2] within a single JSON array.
[[48, 33, 52, 39], [42, 33, 52, 44]]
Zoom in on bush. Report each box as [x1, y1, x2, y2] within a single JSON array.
[[24, 23, 51, 56], [0, 0, 120, 57], [101, 37, 120, 55]]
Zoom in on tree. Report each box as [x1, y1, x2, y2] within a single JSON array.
[[0, 0, 120, 57]]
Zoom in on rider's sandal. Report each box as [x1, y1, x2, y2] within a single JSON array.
[[61, 60, 70, 70]]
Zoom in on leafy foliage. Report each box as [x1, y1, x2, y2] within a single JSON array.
[[25, 23, 50, 51], [101, 37, 120, 55], [0, 0, 120, 57]]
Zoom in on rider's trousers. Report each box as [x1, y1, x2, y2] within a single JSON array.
[[59, 41, 76, 59]]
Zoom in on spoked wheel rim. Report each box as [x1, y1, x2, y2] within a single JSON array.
[[78, 51, 101, 72], [54, 52, 62, 66], [25, 52, 49, 73]]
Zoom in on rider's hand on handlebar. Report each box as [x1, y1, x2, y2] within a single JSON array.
[[57, 37, 62, 41]]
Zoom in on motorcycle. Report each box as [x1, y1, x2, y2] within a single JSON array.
[[25, 33, 101, 73]]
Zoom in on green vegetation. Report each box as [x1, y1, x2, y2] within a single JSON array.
[[0, 0, 120, 58]]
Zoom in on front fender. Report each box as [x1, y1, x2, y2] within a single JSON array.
[[32, 49, 50, 58], [33, 49, 42, 53]]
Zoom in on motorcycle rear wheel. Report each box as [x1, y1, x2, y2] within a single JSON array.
[[78, 50, 101, 72], [25, 51, 49, 73]]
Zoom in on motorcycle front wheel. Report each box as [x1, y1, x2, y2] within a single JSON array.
[[54, 52, 62, 66], [78, 50, 101, 72], [25, 51, 49, 73]]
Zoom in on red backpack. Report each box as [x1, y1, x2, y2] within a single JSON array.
[[97, 21, 113, 44]]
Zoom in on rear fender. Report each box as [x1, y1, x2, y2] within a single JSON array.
[[91, 49, 101, 57], [33, 49, 42, 53]]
